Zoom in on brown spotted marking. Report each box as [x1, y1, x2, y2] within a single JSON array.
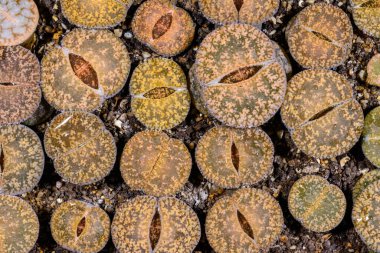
[[69, 53, 99, 89], [152, 13, 173, 39]]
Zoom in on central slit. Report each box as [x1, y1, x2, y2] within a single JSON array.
[[150, 209, 161, 251], [311, 31, 332, 43], [76, 217, 86, 237], [0, 83, 15, 86], [237, 210, 254, 240], [144, 87, 175, 99], [231, 141, 239, 172], [234, 0, 244, 12], [361, 0, 380, 7], [308, 105, 336, 122], [0, 145, 4, 174], [221, 66, 262, 84], [152, 13, 173, 40], [69, 53, 99, 89]]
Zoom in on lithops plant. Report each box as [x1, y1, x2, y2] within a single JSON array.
[[0, 0, 39, 46], [199, 0, 279, 26], [196, 126, 274, 188], [0, 125, 44, 195], [112, 196, 201, 253], [51, 199, 110, 253], [130, 58, 191, 130], [61, 0, 134, 28], [351, 0, 380, 38], [0, 45, 41, 125], [362, 106, 380, 167], [120, 130, 191, 197], [367, 54, 380, 87], [286, 3, 353, 69], [189, 65, 209, 115], [44, 111, 116, 185], [353, 170, 380, 202], [42, 28, 130, 111], [132, 0, 195, 56], [0, 195, 39, 253], [194, 24, 287, 128], [206, 188, 283, 253], [281, 69, 364, 158], [288, 175, 346, 232]]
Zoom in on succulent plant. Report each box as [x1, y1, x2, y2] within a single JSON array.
[[23, 98, 55, 126], [130, 58, 191, 130], [194, 24, 287, 128], [41, 28, 131, 111], [60, 0, 134, 28], [44, 111, 116, 185], [362, 106, 380, 167], [132, 0, 195, 56], [195, 126, 274, 188], [112, 196, 201, 253], [206, 188, 284, 253], [120, 130, 191, 197], [0, 45, 41, 125], [288, 175, 346, 232], [351, 0, 380, 38], [286, 3, 353, 69], [51, 199, 110, 253], [0, 0, 39, 46], [353, 170, 380, 202], [0, 195, 39, 253], [189, 65, 209, 115], [281, 69, 364, 158], [367, 54, 380, 87]]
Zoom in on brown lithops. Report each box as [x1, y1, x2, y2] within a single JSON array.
[[41, 28, 130, 111], [112, 196, 201, 253], [132, 0, 195, 56], [351, 0, 380, 38], [288, 175, 346, 232], [281, 69, 364, 158], [61, 0, 134, 28], [0, 45, 41, 125], [130, 58, 191, 130], [0, 0, 39, 46], [44, 111, 116, 185], [206, 188, 284, 253], [194, 24, 287, 128], [120, 130, 192, 197], [196, 126, 274, 188], [286, 3, 353, 69], [362, 106, 380, 167], [353, 170, 380, 202], [0, 195, 39, 253], [51, 199, 110, 253], [367, 54, 380, 87]]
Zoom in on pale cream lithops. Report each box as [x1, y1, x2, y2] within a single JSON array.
[[353, 170, 380, 202], [351, 0, 380, 38], [362, 106, 380, 167], [367, 54, 380, 87]]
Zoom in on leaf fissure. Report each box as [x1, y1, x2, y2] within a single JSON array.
[[237, 210, 254, 240], [152, 13, 173, 40], [234, 0, 244, 12], [231, 141, 239, 172], [76, 216, 86, 237], [311, 31, 332, 43], [308, 105, 336, 122], [0, 144, 4, 174], [144, 87, 176, 99], [149, 209, 161, 251], [221, 66, 262, 84], [69, 53, 99, 89], [361, 0, 380, 8]]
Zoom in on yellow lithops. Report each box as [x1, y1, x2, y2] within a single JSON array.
[[367, 54, 380, 87], [362, 106, 380, 167], [351, 0, 380, 38]]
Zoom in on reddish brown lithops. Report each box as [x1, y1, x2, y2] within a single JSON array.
[[51, 200, 110, 253], [120, 131, 191, 196], [196, 126, 274, 188], [367, 54, 380, 87], [351, 0, 380, 38], [281, 69, 364, 158], [0, 195, 39, 253], [44, 112, 116, 185], [112, 196, 201, 253], [206, 188, 284, 253], [132, 0, 195, 56], [42, 28, 130, 111], [0, 45, 41, 124], [353, 170, 380, 202], [286, 3, 353, 69], [194, 24, 287, 128]]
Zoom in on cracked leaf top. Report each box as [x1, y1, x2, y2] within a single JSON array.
[[362, 106, 380, 167], [351, 0, 380, 38]]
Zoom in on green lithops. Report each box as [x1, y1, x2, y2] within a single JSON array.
[[194, 24, 287, 128], [281, 69, 364, 158], [51, 199, 110, 253], [44, 111, 116, 185], [288, 175, 346, 232], [367, 54, 380, 87], [120, 130, 191, 196], [351, 0, 380, 38], [353, 170, 380, 202], [0, 125, 44, 195], [196, 126, 274, 188], [112, 196, 201, 253], [0, 195, 39, 253], [130, 58, 190, 130], [206, 188, 284, 253], [362, 106, 380, 167]]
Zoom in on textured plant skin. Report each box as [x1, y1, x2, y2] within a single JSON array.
[[44, 111, 117, 185], [41, 29, 130, 111], [0, 0, 39, 46], [195, 126, 274, 188], [0, 195, 39, 253], [362, 106, 380, 167], [120, 130, 191, 197], [194, 24, 287, 128], [367, 54, 380, 87], [353, 170, 380, 202], [352, 180, 380, 252], [189, 65, 209, 115], [61, 0, 133, 28], [0, 46, 41, 125], [206, 188, 283, 253], [51, 199, 110, 253], [130, 58, 190, 130], [112, 196, 201, 253], [281, 69, 364, 158], [132, 0, 195, 56], [0, 125, 44, 195], [273, 41, 293, 77], [286, 3, 353, 69], [351, 0, 380, 38], [288, 175, 346, 232]]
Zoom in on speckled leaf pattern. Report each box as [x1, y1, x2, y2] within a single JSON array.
[[353, 170, 380, 202], [367, 54, 380, 87], [352, 0, 380, 38], [362, 106, 380, 167], [189, 65, 209, 115]]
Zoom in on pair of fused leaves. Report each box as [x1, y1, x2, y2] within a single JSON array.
[[362, 106, 380, 167], [112, 196, 201, 253], [367, 54, 380, 87], [351, 0, 380, 38]]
